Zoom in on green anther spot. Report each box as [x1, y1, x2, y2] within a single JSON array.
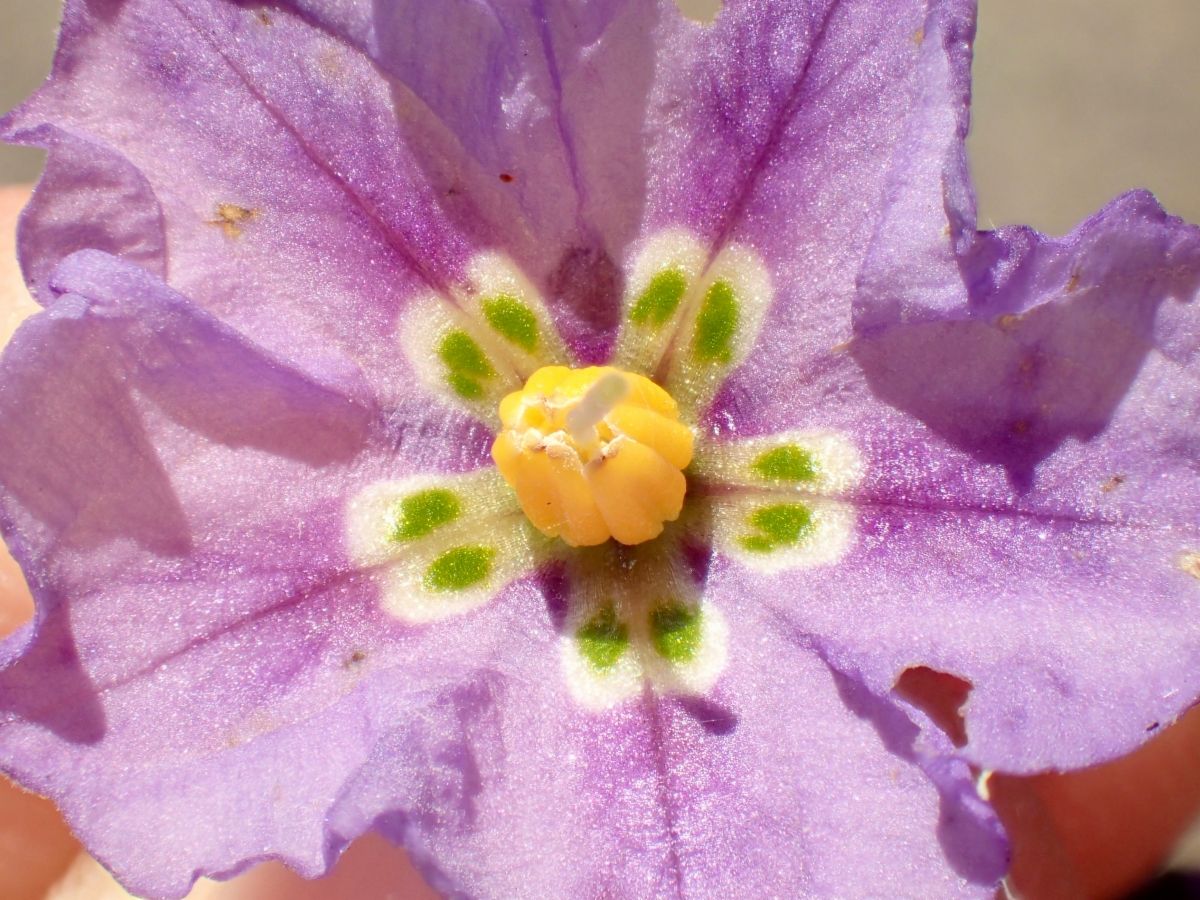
[[649, 602, 702, 663], [576, 605, 629, 671], [447, 372, 485, 400], [751, 445, 818, 482], [482, 295, 539, 352], [738, 503, 814, 553], [390, 489, 461, 541], [692, 280, 739, 363], [424, 546, 496, 592], [629, 269, 688, 327], [439, 330, 495, 379]]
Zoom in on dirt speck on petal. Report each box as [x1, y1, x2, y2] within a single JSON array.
[[208, 203, 258, 239]]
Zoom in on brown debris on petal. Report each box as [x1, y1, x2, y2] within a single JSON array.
[[499, 173, 514, 183], [1180, 553, 1200, 581], [996, 313, 1022, 331], [320, 48, 346, 77], [1100, 474, 1125, 493], [207, 204, 258, 239]]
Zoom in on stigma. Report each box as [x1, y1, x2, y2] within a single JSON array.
[[491, 366, 694, 547]]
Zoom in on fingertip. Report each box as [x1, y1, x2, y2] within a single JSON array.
[[0, 184, 37, 641], [203, 832, 441, 900], [993, 704, 1200, 900], [0, 775, 81, 900], [0, 539, 35, 639], [0, 183, 39, 349]]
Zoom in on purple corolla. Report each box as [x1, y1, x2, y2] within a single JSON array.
[[1, 0, 1200, 898]]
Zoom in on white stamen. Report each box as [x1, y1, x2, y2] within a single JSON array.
[[565, 372, 630, 444], [976, 770, 994, 802]]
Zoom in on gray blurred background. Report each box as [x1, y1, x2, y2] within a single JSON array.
[[2, 0, 1199, 235]]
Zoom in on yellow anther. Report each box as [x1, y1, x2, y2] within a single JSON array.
[[491, 366, 694, 547]]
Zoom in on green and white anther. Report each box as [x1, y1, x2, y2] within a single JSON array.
[[400, 253, 573, 429], [696, 430, 862, 573], [661, 243, 773, 424], [460, 252, 569, 378], [346, 470, 549, 622], [711, 494, 856, 573], [559, 538, 728, 709], [691, 430, 862, 496], [613, 230, 708, 377], [400, 295, 522, 429]]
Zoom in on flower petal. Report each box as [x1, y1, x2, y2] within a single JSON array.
[[460, 252, 573, 376], [612, 229, 708, 377], [326, 585, 1004, 899], [662, 242, 774, 423], [730, 194, 1200, 773], [705, 0, 974, 432], [0, 251, 501, 896], [347, 471, 551, 622], [643, 0, 939, 245], [292, 0, 625, 275], [2, 0, 475, 405], [283, 0, 675, 361], [399, 293, 525, 429], [11, 127, 166, 304]]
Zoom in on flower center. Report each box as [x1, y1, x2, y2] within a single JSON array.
[[491, 366, 694, 547]]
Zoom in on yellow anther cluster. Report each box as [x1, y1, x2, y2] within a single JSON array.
[[492, 366, 694, 547]]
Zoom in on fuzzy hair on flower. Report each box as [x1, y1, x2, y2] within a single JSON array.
[[2, 0, 1200, 898]]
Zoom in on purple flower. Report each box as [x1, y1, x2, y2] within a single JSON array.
[[2, 0, 1200, 898]]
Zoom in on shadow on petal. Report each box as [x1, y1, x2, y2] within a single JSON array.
[[533, 562, 571, 634], [81, 0, 127, 24], [328, 675, 505, 899], [0, 600, 106, 744], [123, 301, 374, 469], [50, 250, 376, 470], [853, 191, 1200, 489], [851, 290, 1160, 489], [374, 0, 657, 361], [829, 665, 1009, 885], [674, 695, 738, 736], [546, 244, 624, 365], [0, 251, 377, 557], [678, 537, 714, 588], [0, 302, 191, 556]]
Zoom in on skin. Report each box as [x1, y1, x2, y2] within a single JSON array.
[[0, 184, 1196, 900]]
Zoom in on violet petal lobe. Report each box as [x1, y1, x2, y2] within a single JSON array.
[[0, 250, 492, 897], [642, 0, 967, 250], [729, 189, 1200, 772], [694, 0, 1200, 776], [705, 0, 975, 433], [1, 0, 476, 407], [326, 585, 1003, 899], [15, 125, 167, 304]]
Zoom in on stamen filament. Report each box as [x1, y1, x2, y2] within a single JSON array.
[[565, 372, 630, 444]]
